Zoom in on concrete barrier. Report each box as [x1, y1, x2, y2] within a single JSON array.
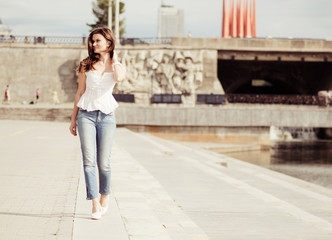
[[1, 104, 332, 128]]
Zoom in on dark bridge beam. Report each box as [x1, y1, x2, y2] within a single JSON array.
[[218, 50, 332, 62]]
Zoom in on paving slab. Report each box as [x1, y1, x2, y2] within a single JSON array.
[[1, 120, 332, 240], [0, 120, 81, 240]]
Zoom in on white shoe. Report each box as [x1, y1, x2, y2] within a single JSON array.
[[101, 205, 109, 215], [91, 203, 102, 220], [100, 196, 109, 215], [91, 210, 102, 220]]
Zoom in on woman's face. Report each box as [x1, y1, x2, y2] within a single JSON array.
[[92, 33, 109, 53]]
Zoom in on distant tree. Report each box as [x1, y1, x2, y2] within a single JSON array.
[[87, 0, 125, 37]]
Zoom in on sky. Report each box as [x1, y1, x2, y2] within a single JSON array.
[[1, 0, 332, 40]]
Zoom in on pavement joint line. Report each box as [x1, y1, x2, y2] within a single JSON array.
[[71, 153, 82, 240], [255, 173, 332, 203], [138, 133, 231, 176], [125, 130, 175, 154], [140, 132, 229, 166], [181, 155, 332, 235], [112, 142, 211, 240], [0, 127, 34, 139]]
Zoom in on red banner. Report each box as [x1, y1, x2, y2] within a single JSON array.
[[222, 0, 256, 38]]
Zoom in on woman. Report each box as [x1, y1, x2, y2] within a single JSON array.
[[69, 27, 126, 220], [3, 85, 10, 104], [36, 88, 40, 103]]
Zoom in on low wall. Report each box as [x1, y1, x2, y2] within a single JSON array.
[[1, 104, 332, 128]]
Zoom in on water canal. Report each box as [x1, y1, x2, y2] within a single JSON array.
[[223, 140, 332, 190]]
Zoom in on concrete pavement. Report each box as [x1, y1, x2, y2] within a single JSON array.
[[0, 120, 81, 240], [1, 120, 332, 239]]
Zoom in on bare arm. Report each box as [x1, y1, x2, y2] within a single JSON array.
[[69, 72, 86, 136], [112, 51, 126, 83]]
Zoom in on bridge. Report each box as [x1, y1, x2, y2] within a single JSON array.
[[173, 38, 332, 95]]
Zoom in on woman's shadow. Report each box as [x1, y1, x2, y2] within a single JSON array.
[[58, 59, 79, 102]]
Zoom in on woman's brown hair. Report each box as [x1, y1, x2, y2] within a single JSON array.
[[78, 26, 116, 73]]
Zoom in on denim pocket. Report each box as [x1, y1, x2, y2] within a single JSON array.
[[104, 112, 116, 126], [77, 108, 88, 120]]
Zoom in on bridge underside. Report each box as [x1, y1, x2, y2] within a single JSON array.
[[218, 52, 332, 94]]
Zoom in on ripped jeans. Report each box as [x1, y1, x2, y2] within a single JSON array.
[[77, 109, 116, 200]]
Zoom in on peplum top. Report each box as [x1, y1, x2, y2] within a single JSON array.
[[77, 70, 118, 114]]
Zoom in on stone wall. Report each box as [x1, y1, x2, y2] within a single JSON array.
[[0, 44, 85, 104], [1, 104, 332, 128], [0, 43, 222, 105]]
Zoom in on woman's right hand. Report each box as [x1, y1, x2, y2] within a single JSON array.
[[69, 120, 77, 136], [112, 51, 119, 63]]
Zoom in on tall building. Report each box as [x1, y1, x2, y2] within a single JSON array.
[[0, 19, 13, 37], [158, 5, 184, 38]]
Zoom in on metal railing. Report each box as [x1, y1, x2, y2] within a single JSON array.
[[120, 37, 172, 45], [226, 94, 319, 105], [0, 35, 87, 45], [1, 35, 327, 45], [148, 94, 322, 105], [0, 35, 172, 45]]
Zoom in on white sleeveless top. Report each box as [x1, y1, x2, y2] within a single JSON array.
[[77, 70, 119, 114]]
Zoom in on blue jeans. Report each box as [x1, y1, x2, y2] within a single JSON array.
[[77, 109, 116, 200]]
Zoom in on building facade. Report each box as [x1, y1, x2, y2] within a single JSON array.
[[158, 5, 184, 38]]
